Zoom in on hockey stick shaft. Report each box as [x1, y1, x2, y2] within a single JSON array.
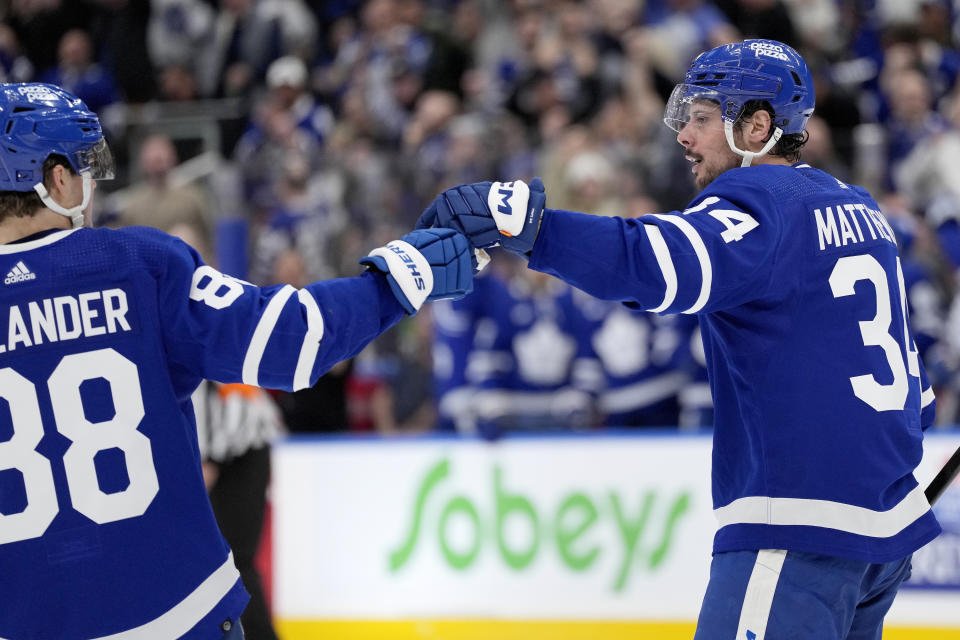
[[926, 444, 960, 506]]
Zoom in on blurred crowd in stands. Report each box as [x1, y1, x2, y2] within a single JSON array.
[[9, 0, 960, 436]]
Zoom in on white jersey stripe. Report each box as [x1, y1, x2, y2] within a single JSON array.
[[466, 350, 513, 381], [293, 289, 325, 391], [735, 549, 786, 640], [473, 388, 592, 418], [242, 285, 296, 386], [91, 552, 240, 639], [714, 483, 930, 538], [600, 371, 689, 413], [0, 228, 79, 253], [652, 214, 712, 313], [921, 386, 936, 409], [644, 224, 678, 312]]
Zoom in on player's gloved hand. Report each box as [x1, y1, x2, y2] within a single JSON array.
[[360, 228, 473, 314], [416, 177, 546, 258]]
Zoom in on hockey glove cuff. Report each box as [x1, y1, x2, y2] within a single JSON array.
[[361, 228, 473, 314], [416, 177, 547, 259], [489, 177, 546, 256]]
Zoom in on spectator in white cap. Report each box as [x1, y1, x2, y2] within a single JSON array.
[[264, 55, 334, 146]]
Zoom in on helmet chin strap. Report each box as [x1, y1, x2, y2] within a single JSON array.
[[33, 172, 93, 229], [724, 120, 782, 167]]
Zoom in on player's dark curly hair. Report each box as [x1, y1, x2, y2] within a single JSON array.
[[737, 99, 809, 163], [0, 155, 74, 223]]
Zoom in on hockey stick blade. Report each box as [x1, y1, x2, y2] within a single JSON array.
[[926, 444, 960, 506]]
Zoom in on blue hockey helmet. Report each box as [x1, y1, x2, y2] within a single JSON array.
[[0, 83, 115, 226], [664, 40, 815, 166], [0, 83, 114, 190]]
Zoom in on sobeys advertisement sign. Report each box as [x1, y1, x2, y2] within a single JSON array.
[[272, 435, 717, 620], [387, 457, 693, 593], [271, 433, 960, 627]]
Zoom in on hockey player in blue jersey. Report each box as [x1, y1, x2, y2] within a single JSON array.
[[432, 255, 600, 438], [0, 83, 473, 639], [587, 299, 692, 428], [417, 40, 941, 639]]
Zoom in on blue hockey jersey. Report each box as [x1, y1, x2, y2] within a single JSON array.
[[579, 296, 691, 428], [0, 226, 405, 639], [432, 264, 598, 435], [529, 163, 941, 563]]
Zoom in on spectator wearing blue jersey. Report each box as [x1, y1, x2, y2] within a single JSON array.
[[880, 65, 949, 191], [418, 39, 941, 639], [233, 102, 325, 212], [241, 55, 335, 151], [0, 82, 474, 639], [247, 153, 346, 285], [37, 28, 118, 113], [194, 0, 318, 99], [147, 0, 217, 73], [0, 24, 34, 84], [640, 0, 739, 80]]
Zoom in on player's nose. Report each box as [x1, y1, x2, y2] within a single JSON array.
[[676, 123, 692, 148]]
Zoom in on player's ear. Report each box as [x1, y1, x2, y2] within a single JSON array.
[[746, 109, 774, 148], [47, 163, 70, 194]]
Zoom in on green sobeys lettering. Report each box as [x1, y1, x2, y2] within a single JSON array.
[[439, 496, 480, 570], [496, 466, 539, 570], [388, 456, 693, 592], [556, 492, 600, 571], [610, 491, 653, 592], [388, 458, 449, 571], [610, 490, 691, 591], [648, 492, 690, 569]]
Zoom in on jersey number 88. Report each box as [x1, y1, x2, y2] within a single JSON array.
[[0, 348, 157, 545]]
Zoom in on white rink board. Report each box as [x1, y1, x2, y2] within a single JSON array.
[[889, 432, 960, 625], [272, 431, 960, 625]]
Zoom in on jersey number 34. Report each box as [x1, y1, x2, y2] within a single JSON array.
[[830, 254, 921, 412]]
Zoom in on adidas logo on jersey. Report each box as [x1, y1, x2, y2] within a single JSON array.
[[4, 261, 36, 284]]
